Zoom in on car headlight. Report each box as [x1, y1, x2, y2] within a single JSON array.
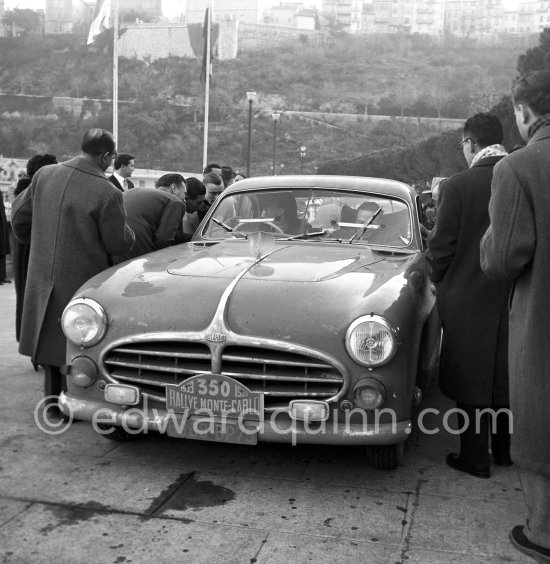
[[345, 314, 396, 367], [61, 298, 107, 347]]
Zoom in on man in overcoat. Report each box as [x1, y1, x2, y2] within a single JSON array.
[[481, 70, 550, 563], [426, 113, 512, 479], [113, 173, 188, 263], [11, 129, 135, 409]]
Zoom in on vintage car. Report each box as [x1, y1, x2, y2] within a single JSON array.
[[59, 175, 440, 470]]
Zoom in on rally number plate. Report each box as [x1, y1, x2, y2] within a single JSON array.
[[165, 373, 263, 420]]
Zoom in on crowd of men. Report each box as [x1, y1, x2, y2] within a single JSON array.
[[1, 70, 549, 563]]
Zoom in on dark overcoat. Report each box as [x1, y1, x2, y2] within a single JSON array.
[[109, 175, 134, 191], [113, 188, 185, 263], [481, 124, 550, 475], [11, 156, 135, 367], [0, 197, 10, 256], [426, 156, 511, 406]]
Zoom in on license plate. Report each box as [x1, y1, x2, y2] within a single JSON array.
[[165, 373, 264, 420], [166, 417, 258, 445]]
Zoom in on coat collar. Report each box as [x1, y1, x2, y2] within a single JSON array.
[[62, 155, 108, 180], [471, 155, 505, 168], [528, 123, 550, 145]]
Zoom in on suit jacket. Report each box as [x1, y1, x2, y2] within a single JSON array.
[[11, 157, 135, 366], [113, 188, 186, 263], [481, 124, 550, 474], [426, 155, 511, 406], [109, 174, 134, 191]]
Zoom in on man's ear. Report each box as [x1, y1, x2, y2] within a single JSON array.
[[519, 104, 530, 124]]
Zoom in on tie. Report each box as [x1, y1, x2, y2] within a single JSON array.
[[122, 178, 128, 191]]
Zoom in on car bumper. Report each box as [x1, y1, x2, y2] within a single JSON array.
[[59, 393, 412, 445]]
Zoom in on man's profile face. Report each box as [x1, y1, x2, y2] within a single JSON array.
[[185, 194, 205, 214], [101, 150, 117, 172], [205, 183, 223, 204], [173, 182, 187, 203], [121, 159, 135, 178]]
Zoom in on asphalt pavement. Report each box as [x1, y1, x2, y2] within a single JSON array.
[[0, 277, 532, 564]]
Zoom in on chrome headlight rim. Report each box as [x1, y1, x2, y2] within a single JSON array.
[[345, 314, 397, 367], [61, 297, 108, 348]]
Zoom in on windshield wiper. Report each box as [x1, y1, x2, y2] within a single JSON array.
[[212, 218, 247, 239], [285, 230, 327, 241], [348, 207, 382, 244]]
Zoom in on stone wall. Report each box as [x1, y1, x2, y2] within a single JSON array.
[[238, 23, 326, 51], [119, 20, 239, 62]]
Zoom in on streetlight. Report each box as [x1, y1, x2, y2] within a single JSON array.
[[271, 110, 281, 175], [246, 90, 256, 177], [299, 145, 306, 174]]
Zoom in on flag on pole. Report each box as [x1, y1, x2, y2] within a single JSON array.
[[200, 7, 213, 85], [87, 0, 112, 45]]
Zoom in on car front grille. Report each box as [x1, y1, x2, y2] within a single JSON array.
[[102, 341, 344, 408]]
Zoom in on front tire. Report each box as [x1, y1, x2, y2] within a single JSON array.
[[366, 442, 405, 470]]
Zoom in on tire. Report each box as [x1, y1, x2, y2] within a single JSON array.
[[96, 422, 141, 442], [366, 442, 404, 470]]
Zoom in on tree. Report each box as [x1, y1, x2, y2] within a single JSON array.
[[517, 27, 550, 74], [1, 9, 42, 36]]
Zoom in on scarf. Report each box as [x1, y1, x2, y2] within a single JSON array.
[[528, 113, 550, 140], [470, 144, 508, 167]]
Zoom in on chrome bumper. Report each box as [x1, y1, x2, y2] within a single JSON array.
[[59, 393, 412, 445]]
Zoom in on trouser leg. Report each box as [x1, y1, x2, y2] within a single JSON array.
[[456, 403, 490, 470], [44, 365, 66, 400], [522, 469, 550, 549], [490, 406, 512, 461]]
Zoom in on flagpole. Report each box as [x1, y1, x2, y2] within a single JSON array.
[[202, 0, 212, 171], [113, 0, 119, 144]]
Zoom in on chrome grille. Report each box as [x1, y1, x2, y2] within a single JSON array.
[[103, 341, 344, 407]]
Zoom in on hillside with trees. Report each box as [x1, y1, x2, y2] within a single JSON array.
[[0, 27, 540, 176], [323, 28, 550, 188]]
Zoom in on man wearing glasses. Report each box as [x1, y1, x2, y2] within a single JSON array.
[[426, 113, 512, 478], [11, 128, 135, 416]]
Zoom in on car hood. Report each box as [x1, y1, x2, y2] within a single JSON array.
[[75, 240, 421, 344], [166, 240, 387, 282]]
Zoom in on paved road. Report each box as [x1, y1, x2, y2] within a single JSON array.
[[0, 282, 530, 563]]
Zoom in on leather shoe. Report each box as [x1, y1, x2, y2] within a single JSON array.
[[509, 525, 550, 563], [493, 455, 513, 466], [446, 453, 490, 478], [0, 278, 11, 283]]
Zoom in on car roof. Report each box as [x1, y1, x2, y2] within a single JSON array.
[[223, 175, 416, 201]]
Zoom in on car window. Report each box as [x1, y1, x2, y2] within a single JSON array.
[[201, 188, 413, 248]]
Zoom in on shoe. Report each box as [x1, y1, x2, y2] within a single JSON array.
[[493, 455, 514, 466], [509, 525, 550, 563], [446, 453, 490, 479], [0, 278, 11, 283]]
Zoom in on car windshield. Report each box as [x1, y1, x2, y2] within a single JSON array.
[[201, 188, 413, 248]]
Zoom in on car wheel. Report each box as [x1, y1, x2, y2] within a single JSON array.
[[366, 442, 404, 470], [96, 422, 141, 442]]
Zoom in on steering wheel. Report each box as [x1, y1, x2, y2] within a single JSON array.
[[236, 220, 285, 234]]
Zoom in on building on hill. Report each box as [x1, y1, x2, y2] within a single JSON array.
[[186, 0, 275, 25], [323, 0, 549, 36], [45, 0, 94, 34], [119, 0, 162, 18]]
